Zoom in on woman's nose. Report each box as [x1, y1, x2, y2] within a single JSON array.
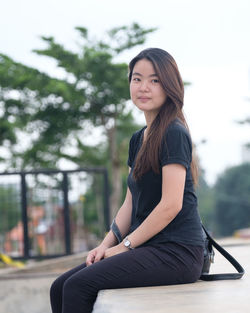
[[139, 80, 149, 91]]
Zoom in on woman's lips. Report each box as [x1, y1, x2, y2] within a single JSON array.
[[138, 97, 151, 102]]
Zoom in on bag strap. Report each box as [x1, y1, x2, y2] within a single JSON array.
[[200, 225, 245, 281], [110, 219, 123, 243]]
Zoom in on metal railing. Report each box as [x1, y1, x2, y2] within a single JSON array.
[[0, 168, 110, 259]]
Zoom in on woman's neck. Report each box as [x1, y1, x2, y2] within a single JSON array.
[[143, 111, 158, 142], [144, 111, 158, 130]]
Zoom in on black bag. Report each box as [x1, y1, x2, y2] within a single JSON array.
[[200, 225, 245, 281]]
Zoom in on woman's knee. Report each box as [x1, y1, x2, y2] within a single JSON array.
[[50, 274, 66, 298], [50, 278, 59, 298], [63, 273, 97, 300], [51, 263, 87, 297]]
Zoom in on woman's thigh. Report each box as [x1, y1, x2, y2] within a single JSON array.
[[64, 244, 202, 292]]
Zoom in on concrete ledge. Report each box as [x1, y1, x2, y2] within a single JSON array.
[[93, 245, 250, 313], [0, 251, 89, 313], [0, 251, 88, 279]]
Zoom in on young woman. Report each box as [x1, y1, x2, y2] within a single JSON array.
[[50, 48, 204, 313]]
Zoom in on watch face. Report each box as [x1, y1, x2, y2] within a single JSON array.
[[124, 239, 130, 247]]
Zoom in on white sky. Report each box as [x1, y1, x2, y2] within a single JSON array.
[[1, 0, 250, 185]]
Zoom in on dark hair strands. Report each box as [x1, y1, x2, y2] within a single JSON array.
[[128, 48, 199, 186]]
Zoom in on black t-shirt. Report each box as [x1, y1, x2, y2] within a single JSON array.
[[127, 119, 204, 247]]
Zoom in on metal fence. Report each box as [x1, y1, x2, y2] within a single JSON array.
[[0, 168, 110, 259]]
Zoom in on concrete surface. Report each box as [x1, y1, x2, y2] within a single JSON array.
[[0, 252, 88, 313], [0, 241, 249, 313], [0, 276, 55, 313], [92, 244, 250, 313]]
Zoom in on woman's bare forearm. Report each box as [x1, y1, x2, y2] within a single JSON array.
[[113, 187, 132, 237], [100, 187, 132, 248], [126, 201, 180, 248]]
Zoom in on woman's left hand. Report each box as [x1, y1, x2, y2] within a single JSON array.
[[104, 243, 129, 259]]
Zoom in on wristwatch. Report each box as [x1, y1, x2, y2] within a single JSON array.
[[123, 236, 134, 250]]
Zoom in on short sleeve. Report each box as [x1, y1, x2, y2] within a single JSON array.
[[160, 125, 192, 169]]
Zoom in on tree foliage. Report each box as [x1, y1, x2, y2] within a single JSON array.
[[0, 185, 20, 233], [196, 168, 216, 231], [0, 23, 155, 219], [214, 163, 250, 236]]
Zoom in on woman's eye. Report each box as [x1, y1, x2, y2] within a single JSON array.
[[152, 79, 159, 83], [133, 77, 140, 82]]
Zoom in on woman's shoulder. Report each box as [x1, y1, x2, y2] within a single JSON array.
[[163, 119, 192, 149], [166, 118, 189, 135], [160, 119, 192, 166]]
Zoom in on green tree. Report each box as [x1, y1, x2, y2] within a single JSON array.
[[214, 163, 250, 236], [196, 168, 216, 232], [0, 23, 155, 220], [0, 185, 20, 234]]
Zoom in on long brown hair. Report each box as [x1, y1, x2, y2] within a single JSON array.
[[128, 48, 198, 185]]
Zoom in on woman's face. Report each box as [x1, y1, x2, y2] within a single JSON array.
[[130, 58, 166, 115]]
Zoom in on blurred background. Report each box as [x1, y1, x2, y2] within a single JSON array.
[[0, 0, 250, 260]]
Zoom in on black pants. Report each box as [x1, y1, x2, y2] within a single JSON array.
[[50, 243, 203, 313]]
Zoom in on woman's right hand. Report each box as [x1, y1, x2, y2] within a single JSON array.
[[86, 243, 109, 266]]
